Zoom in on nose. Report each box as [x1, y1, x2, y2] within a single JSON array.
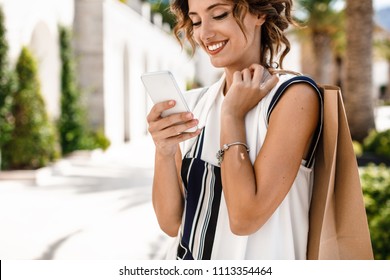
[[199, 20, 216, 42]]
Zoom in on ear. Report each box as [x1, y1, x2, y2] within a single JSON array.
[[256, 14, 266, 26]]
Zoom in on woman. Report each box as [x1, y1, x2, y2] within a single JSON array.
[[146, 0, 322, 259]]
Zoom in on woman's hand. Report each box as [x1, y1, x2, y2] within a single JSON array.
[[222, 64, 279, 119], [147, 100, 201, 156]]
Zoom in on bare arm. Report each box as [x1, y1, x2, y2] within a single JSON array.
[[151, 147, 184, 237], [220, 70, 320, 235], [147, 100, 201, 237]]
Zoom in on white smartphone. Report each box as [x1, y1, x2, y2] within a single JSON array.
[[141, 70, 197, 133]]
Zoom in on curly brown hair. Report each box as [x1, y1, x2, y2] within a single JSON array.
[[170, 0, 297, 69]]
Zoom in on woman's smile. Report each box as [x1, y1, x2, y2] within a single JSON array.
[[206, 40, 228, 55]]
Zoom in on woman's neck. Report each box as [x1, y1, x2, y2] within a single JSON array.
[[223, 68, 236, 96]]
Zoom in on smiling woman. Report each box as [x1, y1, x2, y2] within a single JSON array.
[[146, 0, 323, 260]]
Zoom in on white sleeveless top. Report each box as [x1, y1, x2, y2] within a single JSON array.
[[165, 73, 322, 260]]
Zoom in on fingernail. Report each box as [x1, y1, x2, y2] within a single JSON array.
[[169, 100, 175, 106]]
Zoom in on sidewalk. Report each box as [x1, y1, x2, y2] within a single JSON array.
[[0, 137, 173, 260]]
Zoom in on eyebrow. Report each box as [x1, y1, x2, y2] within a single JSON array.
[[188, 3, 231, 16]]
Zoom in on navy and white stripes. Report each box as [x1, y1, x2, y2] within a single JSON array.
[[178, 129, 222, 260]]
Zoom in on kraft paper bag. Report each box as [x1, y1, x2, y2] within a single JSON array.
[[307, 85, 374, 260]]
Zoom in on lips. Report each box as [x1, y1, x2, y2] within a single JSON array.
[[205, 40, 228, 55]]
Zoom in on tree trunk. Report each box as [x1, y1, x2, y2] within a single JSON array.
[[300, 39, 316, 78], [313, 32, 334, 85], [344, 0, 376, 142], [334, 55, 343, 88]]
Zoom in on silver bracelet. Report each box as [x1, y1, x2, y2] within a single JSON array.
[[216, 142, 250, 166]]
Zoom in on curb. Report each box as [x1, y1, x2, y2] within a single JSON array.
[[0, 149, 105, 186], [0, 166, 53, 186]]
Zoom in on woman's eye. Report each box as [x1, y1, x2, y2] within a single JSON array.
[[213, 12, 229, 20], [191, 11, 229, 27]]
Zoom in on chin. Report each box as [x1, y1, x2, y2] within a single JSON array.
[[209, 58, 227, 69]]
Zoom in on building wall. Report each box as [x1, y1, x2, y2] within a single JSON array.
[[0, 0, 74, 119], [0, 0, 195, 147], [1, 0, 387, 148], [102, 0, 195, 144]]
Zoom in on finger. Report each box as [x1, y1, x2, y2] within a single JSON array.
[[260, 74, 279, 92], [162, 128, 202, 146], [241, 68, 251, 83], [161, 112, 195, 131], [147, 100, 176, 123], [268, 68, 277, 75], [232, 71, 243, 83], [249, 64, 264, 85], [173, 128, 202, 141], [149, 111, 194, 133], [156, 124, 201, 146], [157, 118, 199, 139], [249, 64, 272, 87]]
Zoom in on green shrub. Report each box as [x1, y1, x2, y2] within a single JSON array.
[[58, 26, 88, 155], [80, 129, 111, 152], [363, 129, 390, 159], [352, 140, 363, 157], [360, 164, 390, 259], [58, 26, 110, 154], [0, 6, 17, 169], [2, 47, 58, 170]]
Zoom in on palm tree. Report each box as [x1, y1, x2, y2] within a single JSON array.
[[295, 0, 344, 84], [344, 0, 376, 141]]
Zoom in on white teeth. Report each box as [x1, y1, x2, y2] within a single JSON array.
[[207, 41, 226, 51]]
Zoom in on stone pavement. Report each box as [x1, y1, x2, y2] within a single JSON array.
[[0, 136, 174, 260]]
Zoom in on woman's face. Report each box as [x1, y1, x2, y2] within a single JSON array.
[[188, 0, 265, 71]]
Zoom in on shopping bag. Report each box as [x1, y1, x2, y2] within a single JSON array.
[[307, 85, 374, 260]]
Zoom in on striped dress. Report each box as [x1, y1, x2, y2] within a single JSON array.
[[166, 73, 323, 260], [177, 128, 222, 259]]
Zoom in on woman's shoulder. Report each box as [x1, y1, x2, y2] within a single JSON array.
[[261, 72, 297, 109], [276, 73, 319, 92], [263, 72, 322, 124]]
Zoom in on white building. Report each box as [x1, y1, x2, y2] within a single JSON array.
[[0, 0, 196, 146], [1, 0, 387, 150]]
